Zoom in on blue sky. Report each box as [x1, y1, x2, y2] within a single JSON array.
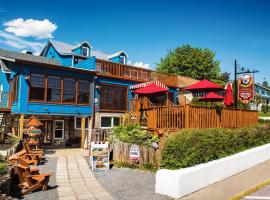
[[0, 0, 269, 83]]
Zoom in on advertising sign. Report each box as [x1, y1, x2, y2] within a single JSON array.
[[129, 144, 140, 163], [238, 74, 254, 104], [90, 142, 109, 171]]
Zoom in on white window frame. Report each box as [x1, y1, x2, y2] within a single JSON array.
[[74, 116, 89, 130], [54, 120, 64, 140], [100, 114, 120, 129], [119, 56, 126, 64], [82, 47, 89, 56]]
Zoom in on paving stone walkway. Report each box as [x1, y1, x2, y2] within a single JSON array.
[[53, 149, 114, 200]]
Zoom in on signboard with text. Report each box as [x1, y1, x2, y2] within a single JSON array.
[[238, 74, 254, 104]]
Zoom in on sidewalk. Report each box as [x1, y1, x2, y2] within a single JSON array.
[[180, 159, 270, 200], [48, 148, 114, 200]]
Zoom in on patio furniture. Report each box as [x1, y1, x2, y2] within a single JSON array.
[[23, 140, 44, 158], [13, 158, 51, 195]]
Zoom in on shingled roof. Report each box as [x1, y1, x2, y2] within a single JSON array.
[[0, 48, 61, 66]]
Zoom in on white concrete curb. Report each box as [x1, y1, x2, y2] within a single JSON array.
[[155, 143, 270, 199]]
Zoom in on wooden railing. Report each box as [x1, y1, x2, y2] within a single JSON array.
[[130, 97, 155, 112], [123, 105, 258, 131], [96, 59, 152, 82]]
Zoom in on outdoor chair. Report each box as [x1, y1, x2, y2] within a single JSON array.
[[13, 160, 51, 195], [9, 154, 40, 174], [10, 149, 41, 165], [23, 140, 44, 159]]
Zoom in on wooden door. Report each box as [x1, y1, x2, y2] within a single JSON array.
[[40, 120, 53, 146]]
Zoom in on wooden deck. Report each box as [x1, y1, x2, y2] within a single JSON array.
[[123, 104, 258, 133], [96, 59, 179, 87]]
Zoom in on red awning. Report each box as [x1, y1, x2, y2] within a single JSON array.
[[184, 79, 224, 91], [130, 80, 169, 90], [133, 83, 168, 94], [199, 92, 225, 102]]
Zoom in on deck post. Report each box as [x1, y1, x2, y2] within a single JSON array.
[[81, 116, 86, 149], [19, 114, 24, 139], [184, 104, 190, 128]]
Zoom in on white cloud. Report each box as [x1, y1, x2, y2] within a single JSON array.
[[127, 60, 132, 65], [0, 31, 45, 54], [133, 61, 151, 69], [4, 18, 57, 39], [0, 7, 7, 13]]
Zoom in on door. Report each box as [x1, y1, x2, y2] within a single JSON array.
[[40, 120, 53, 146]]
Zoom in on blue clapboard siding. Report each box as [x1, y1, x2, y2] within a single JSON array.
[[73, 57, 96, 71], [0, 69, 10, 108], [10, 63, 94, 116], [46, 45, 73, 67]]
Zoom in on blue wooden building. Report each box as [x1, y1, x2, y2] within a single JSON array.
[[0, 39, 180, 148]]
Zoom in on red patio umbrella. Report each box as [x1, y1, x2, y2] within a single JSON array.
[[184, 79, 224, 92], [224, 83, 234, 107], [199, 92, 225, 102], [133, 83, 168, 94]]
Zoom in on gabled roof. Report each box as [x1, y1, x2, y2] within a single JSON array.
[[71, 41, 93, 50], [0, 48, 61, 66], [255, 83, 270, 91], [0, 58, 11, 73], [107, 50, 128, 59], [40, 39, 128, 61]]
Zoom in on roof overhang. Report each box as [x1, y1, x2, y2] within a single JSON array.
[[0, 57, 12, 73]]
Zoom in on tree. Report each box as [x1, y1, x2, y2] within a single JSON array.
[[156, 45, 223, 83]]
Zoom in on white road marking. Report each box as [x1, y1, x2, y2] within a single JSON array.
[[244, 196, 270, 200]]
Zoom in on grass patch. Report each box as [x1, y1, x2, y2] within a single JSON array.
[[113, 161, 157, 172], [259, 112, 270, 117]]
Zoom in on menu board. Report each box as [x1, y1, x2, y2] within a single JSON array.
[[90, 142, 109, 171]]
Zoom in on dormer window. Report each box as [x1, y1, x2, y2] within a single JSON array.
[[82, 47, 89, 56], [119, 56, 126, 64]]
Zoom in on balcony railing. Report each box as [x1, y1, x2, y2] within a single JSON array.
[[0, 91, 9, 109], [96, 59, 152, 82]]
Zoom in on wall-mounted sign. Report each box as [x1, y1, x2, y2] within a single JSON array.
[[129, 144, 140, 163], [238, 74, 254, 104], [90, 142, 109, 171]]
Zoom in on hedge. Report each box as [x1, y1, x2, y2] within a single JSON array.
[[160, 125, 270, 169]]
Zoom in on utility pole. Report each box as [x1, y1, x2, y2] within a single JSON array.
[[234, 59, 238, 108]]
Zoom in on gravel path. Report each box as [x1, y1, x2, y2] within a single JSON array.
[[23, 157, 58, 200], [94, 168, 169, 200]]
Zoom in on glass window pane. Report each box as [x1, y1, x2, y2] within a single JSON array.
[[78, 80, 89, 104], [113, 117, 120, 126], [63, 78, 76, 103], [47, 76, 61, 102], [55, 121, 63, 129], [55, 130, 63, 138], [29, 74, 45, 101], [101, 117, 112, 127], [99, 85, 127, 111], [76, 117, 81, 129]]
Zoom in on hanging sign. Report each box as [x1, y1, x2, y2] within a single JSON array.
[[238, 74, 254, 104], [90, 142, 110, 171], [129, 144, 140, 163]]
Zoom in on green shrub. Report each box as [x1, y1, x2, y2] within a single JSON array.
[[113, 124, 159, 146], [160, 125, 270, 169], [261, 104, 269, 114], [0, 161, 6, 175]]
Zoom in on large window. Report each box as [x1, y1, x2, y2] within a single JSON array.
[[63, 78, 76, 103], [99, 84, 127, 111], [29, 74, 45, 101], [11, 75, 19, 101], [54, 120, 64, 139], [77, 80, 90, 104], [28, 73, 90, 105], [47, 76, 61, 102], [100, 116, 120, 128], [74, 117, 89, 129]]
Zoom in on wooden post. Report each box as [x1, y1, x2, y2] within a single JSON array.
[[184, 104, 190, 128], [19, 114, 24, 139], [81, 117, 86, 149]]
